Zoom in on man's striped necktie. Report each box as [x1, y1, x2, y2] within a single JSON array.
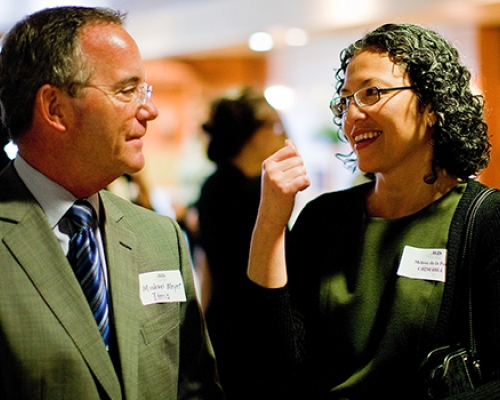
[[66, 200, 110, 350]]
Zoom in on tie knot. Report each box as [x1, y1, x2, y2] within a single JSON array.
[[66, 200, 97, 233]]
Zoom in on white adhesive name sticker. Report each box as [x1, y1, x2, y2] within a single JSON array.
[[139, 270, 187, 305], [397, 246, 447, 282]]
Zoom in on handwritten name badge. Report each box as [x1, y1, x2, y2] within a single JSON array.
[[139, 270, 187, 305], [397, 246, 447, 282]]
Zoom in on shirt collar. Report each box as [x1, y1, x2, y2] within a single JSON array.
[[13, 155, 100, 228]]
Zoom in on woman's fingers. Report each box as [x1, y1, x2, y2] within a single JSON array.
[[263, 140, 310, 195], [257, 140, 310, 227]]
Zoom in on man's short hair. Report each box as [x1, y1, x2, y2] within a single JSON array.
[[0, 6, 126, 141]]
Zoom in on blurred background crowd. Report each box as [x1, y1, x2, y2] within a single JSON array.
[[3, 0, 500, 221]]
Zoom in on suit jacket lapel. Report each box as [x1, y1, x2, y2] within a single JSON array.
[[0, 165, 121, 398], [101, 193, 140, 399]]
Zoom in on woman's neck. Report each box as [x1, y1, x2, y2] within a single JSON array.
[[366, 170, 460, 218]]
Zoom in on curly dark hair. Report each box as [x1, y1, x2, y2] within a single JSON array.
[[0, 6, 126, 142], [334, 23, 491, 181]]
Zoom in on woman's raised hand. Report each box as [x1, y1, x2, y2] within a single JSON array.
[[248, 140, 310, 288], [259, 139, 310, 229]]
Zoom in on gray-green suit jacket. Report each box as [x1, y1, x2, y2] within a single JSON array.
[[0, 163, 223, 399]]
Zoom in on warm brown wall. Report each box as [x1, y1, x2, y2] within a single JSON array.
[[176, 56, 268, 95], [478, 26, 500, 189], [138, 55, 268, 213]]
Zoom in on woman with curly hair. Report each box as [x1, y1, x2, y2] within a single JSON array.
[[244, 24, 500, 399]]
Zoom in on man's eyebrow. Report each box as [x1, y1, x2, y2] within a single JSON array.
[[113, 76, 142, 88]]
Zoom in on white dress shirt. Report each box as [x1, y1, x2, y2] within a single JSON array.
[[13, 155, 108, 278]]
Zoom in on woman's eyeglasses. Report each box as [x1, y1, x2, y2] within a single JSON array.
[[330, 86, 415, 117]]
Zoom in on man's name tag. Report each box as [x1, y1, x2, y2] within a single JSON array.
[[397, 246, 447, 282], [139, 270, 187, 305]]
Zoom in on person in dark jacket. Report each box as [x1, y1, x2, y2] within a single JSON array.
[[195, 87, 287, 399]]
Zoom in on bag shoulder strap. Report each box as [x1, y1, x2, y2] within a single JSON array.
[[461, 187, 497, 353]]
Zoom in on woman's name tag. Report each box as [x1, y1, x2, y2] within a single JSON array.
[[397, 245, 447, 282]]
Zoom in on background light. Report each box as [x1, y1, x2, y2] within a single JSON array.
[[264, 85, 294, 110], [4, 141, 18, 160], [248, 32, 274, 52], [285, 28, 309, 46]]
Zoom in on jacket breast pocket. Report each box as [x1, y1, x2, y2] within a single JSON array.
[[140, 302, 179, 345]]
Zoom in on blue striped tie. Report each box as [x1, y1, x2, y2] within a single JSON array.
[[66, 200, 110, 350]]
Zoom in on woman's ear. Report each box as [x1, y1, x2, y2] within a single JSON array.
[[426, 104, 437, 128], [35, 84, 68, 132]]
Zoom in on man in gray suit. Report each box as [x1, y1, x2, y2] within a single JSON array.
[[0, 6, 223, 399]]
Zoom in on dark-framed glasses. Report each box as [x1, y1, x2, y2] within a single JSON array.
[[329, 86, 415, 117]]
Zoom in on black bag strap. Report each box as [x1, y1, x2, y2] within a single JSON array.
[[419, 186, 500, 399], [460, 187, 497, 354]]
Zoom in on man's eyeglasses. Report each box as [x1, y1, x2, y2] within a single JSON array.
[[135, 83, 153, 105], [78, 82, 153, 105], [136, 82, 153, 105], [329, 86, 415, 117]]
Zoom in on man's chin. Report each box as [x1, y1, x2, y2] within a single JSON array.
[[125, 154, 146, 173]]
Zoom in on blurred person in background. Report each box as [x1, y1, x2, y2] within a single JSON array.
[[194, 87, 287, 399], [107, 172, 155, 211]]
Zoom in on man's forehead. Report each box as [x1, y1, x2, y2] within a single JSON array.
[[78, 23, 144, 81], [80, 23, 130, 49]]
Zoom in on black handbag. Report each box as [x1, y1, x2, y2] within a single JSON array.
[[421, 345, 482, 398], [420, 188, 497, 399]]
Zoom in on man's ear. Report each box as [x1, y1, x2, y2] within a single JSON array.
[[35, 84, 69, 132]]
